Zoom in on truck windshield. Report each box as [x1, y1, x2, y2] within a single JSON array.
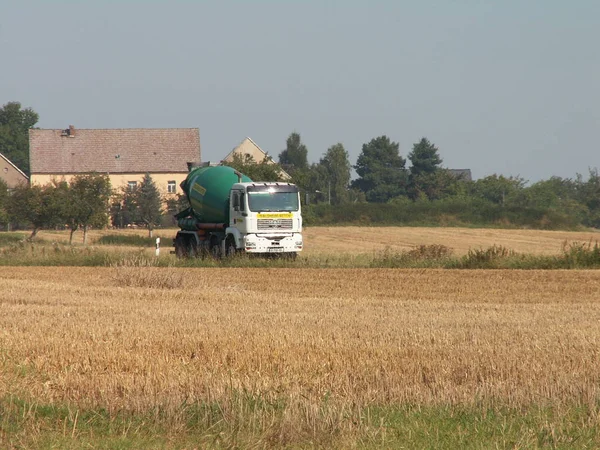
[[247, 191, 299, 212]]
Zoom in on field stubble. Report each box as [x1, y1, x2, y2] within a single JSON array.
[[1, 266, 600, 446]]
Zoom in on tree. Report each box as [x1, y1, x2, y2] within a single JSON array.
[[574, 169, 600, 227], [300, 163, 329, 205], [0, 179, 9, 228], [351, 136, 408, 203], [278, 132, 308, 172], [407, 137, 445, 200], [410, 169, 467, 201], [7, 183, 63, 239], [468, 174, 526, 205], [165, 192, 190, 226], [319, 143, 352, 205], [408, 138, 443, 176], [49, 180, 76, 243], [0, 102, 39, 175], [110, 187, 137, 229], [226, 153, 284, 182], [131, 173, 162, 238], [68, 174, 112, 244]]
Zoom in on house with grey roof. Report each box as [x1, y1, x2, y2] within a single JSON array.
[[222, 137, 291, 180], [29, 126, 200, 195], [0, 152, 28, 188], [448, 169, 472, 181]]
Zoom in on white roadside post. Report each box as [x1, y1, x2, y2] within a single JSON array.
[[155, 237, 160, 257]]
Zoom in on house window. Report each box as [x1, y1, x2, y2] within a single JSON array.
[[167, 181, 176, 194], [128, 181, 137, 190]]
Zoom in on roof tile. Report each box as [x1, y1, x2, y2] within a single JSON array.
[[30, 128, 200, 174]]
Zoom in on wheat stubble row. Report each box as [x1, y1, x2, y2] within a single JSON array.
[[0, 267, 599, 413]]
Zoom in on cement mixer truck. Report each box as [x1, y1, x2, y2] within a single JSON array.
[[173, 163, 303, 258]]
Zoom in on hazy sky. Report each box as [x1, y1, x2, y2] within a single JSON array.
[[1, 1, 598, 182]]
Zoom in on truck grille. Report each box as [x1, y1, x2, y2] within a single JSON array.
[[257, 218, 293, 230]]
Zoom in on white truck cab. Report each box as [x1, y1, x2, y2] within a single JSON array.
[[225, 182, 303, 256]]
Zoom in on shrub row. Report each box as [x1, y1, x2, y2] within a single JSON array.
[[305, 198, 584, 230], [371, 242, 600, 269], [1, 240, 599, 270]]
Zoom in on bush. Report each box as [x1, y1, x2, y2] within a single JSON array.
[[460, 245, 515, 268], [97, 234, 166, 247], [305, 198, 584, 230], [0, 232, 26, 247], [561, 240, 600, 268]]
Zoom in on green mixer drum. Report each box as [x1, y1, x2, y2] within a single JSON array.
[[181, 165, 252, 224]]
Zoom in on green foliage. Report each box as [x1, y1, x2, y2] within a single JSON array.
[[0, 232, 25, 246], [409, 169, 467, 201], [67, 174, 112, 244], [561, 240, 600, 268], [2, 395, 600, 449], [2, 233, 600, 270], [574, 169, 600, 227], [98, 234, 167, 246], [352, 135, 408, 203], [319, 143, 352, 205], [0, 178, 8, 227], [292, 163, 329, 205], [226, 153, 284, 182], [110, 187, 137, 229], [407, 137, 457, 200], [278, 132, 308, 171], [459, 245, 516, 268], [0, 101, 39, 175], [132, 173, 163, 237], [467, 174, 526, 205], [408, 137, 443, 175], [6, 183, 65, 239], [305, 197, 583, 229], [164, 192, 190, 226]]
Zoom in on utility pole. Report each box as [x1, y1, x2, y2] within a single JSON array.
[[328, 180, 331, 205]]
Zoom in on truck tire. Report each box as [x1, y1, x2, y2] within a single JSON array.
[[188, 239, 198, 258], [209, 236, 222, 259], [174, 237, 187, 258], [226, 237, 237, 258]]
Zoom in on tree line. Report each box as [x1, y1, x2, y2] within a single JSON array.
[[0, 173, 169, 242], [2, 101, 600, 231], [228, 131, 600, 229]]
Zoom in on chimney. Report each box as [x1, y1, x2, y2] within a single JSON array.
[[187, 161, 201, 172], [68, 125, 75, 137]]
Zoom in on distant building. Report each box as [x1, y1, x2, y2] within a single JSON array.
[[222, 137, 291, 180], [0, 152, 28, 188], [448, 169, 472, 182], [29, 126, 200, 195]]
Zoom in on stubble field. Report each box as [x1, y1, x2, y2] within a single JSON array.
[[301, 226, 600, 256], [1, 232, 600, 448]]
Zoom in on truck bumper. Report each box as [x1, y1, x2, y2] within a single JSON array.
[[244, 233, 302, 254]]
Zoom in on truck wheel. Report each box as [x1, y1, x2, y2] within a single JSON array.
[[226, 239, 237, 258], [175, 237, 187, 258], [209, 236, 222, 259], [188, 239, 198, 258]]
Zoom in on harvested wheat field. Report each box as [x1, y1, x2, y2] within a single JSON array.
[[1, 265, 600, 447], [34, 226, 600, 257], [302, 226, 600, 256]]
